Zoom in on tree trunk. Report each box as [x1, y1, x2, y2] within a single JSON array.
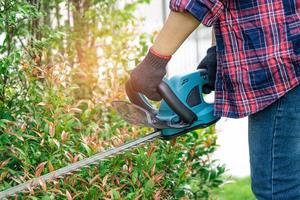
[[42, 0, 52, 66]]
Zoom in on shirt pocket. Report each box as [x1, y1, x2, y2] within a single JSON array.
[[242, 27, 266, 52]]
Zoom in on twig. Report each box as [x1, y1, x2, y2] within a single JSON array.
[[17, 35, 34, 59]]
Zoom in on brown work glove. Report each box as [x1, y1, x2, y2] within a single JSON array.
[[127, 48, 171, 101]]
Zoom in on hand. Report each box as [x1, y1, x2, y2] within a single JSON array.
[[197, 46, 217, 91], [127, 48, 171, 101]]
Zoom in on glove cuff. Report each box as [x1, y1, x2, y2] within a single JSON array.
[[143, 48, 171, 69], [149, 47, 172, 60]]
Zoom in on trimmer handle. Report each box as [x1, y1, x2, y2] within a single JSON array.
[[157, 82, 197, 124], [125, 80, 197, 125]]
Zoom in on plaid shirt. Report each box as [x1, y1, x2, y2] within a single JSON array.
[[170, 0, 300, 118]]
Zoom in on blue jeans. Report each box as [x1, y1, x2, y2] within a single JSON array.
[[249, 85, 300, 199]]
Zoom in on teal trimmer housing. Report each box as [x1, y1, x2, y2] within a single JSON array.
[[118, 69, 220, 140], [157, 70, 220, 139]]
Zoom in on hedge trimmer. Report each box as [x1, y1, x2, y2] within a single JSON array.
[[0, 69, 220, 199]]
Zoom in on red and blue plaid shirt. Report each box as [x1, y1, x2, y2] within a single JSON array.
[[170, 0, 300, 118]]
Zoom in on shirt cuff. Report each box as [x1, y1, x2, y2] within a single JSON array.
[[169, 0, 225, 27]]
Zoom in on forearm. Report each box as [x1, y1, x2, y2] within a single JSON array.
[[152, 11, 200, 56], [212, 28, 216, 46]]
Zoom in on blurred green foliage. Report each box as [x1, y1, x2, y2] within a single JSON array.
[[0, 0, 225, 199]]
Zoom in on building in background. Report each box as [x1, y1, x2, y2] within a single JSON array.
[[137, 0, 250, 177]]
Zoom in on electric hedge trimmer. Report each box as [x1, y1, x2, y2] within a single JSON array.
[[0, 69, 220, 199]]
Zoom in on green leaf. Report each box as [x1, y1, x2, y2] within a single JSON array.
[[81, 143, 93, 156], [111, 189, 121, 199]]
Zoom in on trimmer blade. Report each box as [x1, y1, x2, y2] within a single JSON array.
[[112, 101, 170, 129]]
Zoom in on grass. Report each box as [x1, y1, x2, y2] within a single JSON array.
[[213, 177, 256, 200]]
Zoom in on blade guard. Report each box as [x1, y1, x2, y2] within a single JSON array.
[[124, 81, 191, 129], [112, 101, 180, 129]]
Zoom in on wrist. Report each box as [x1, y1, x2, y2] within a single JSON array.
[[151, 42, 174, 58]]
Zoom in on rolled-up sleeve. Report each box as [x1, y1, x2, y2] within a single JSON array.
[[169, 0, 225, 27]]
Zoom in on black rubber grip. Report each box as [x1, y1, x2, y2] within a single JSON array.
[[158, 81, 197, 124]]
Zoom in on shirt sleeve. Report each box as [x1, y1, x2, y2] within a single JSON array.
[[169, 0, 225, 27]]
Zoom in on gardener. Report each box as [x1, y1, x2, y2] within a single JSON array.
[[127, 0, 300, 199]]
